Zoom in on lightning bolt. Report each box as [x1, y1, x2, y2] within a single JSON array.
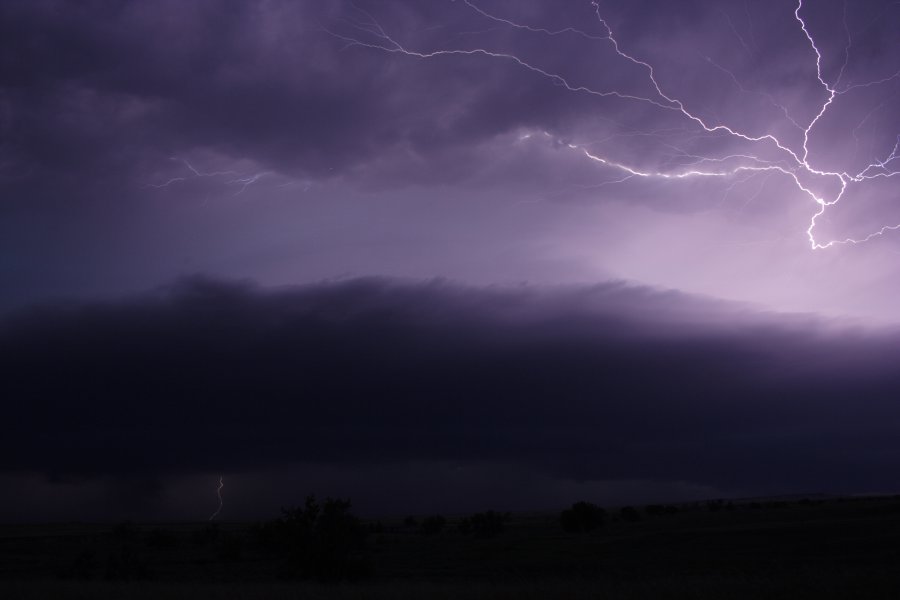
[[209, 475, 224, 521], [150, 157, 272, 196], [330, 0, 900, 249]]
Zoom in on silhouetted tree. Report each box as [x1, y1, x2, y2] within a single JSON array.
[[261, 495, 370, 581], [420, 515, 447, 536], [145, 528, 178, 549], [60, 549, 98, 580], [458, 511, 510, 538], [112, 521, 138, 542], [645, 504, 679, 517], [105, 546, 149, 581], [192, 523, 220, 545], [560, 502, 607, 533], [620, 506, 641, 522]]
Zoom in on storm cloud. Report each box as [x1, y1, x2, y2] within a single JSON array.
[[4, 277, 900, 518], [2, 0, 899, 321], [0, 0, 605, 195], [2, 1, 900, 520], [3, 0, 895, 196]]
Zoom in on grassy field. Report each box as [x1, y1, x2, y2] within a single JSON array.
[[4, 574, 900, 600], [4, 495, 900, 597]]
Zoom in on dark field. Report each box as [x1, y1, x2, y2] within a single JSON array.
[[4, 496, 900, 598]]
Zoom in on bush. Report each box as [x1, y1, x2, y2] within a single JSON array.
[[459, 511, 510, 538], [217, 533, 243, 562], [145, 528, 178, 549], [60, 548, 98, 580], [105, 546, 150, 581], [261, 495, 370, 581], [112, 521, 138, 542], [560, 502, 606, 533], [192, 523, 220, 545], [620, 506, 641, 522], [420, 515, 447, 536], [645, 504, 679, 517]]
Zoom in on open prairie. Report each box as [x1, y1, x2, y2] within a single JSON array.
[[4, 496, 900, 598]]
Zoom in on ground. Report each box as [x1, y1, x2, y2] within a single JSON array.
[[3, 495, 900, 598]]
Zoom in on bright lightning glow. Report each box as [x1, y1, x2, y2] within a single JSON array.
[[209, 475, 224, 521], [331, 1, 900, 250]]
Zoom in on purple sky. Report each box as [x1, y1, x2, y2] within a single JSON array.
[[1, 0, 900, 521]]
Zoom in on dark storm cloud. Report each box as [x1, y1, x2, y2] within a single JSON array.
[[3, 0, 900, 519], [4, 276, 900, 496], [0, 0, 601, 198], [5, 0, 893, 202]]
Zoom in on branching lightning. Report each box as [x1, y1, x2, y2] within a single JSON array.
[[209, 475, 224, 521], [331, 0, 900, 249], [150, 157, 272, 196]]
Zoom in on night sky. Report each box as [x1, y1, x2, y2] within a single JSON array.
[[2, 0, 899, 522]]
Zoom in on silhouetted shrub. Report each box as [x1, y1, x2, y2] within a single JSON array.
[[560, 502, 607, 533], [145, 528, 178, 549], [403, 516, 418, 528], [420, 515, 447, 536], [643, 504, 681, 516], [105, 546, 149, 581], [866, 502, 900, 516], [112, 521, 138, 542], [459, 510, 510, 538], [369, 521, 385, 535], [60, 548, 98, 580], [620, 506, 641, 522], [192, 523, 220, 545], [217, 533, 243, 562], [262, 495, 370, 581]]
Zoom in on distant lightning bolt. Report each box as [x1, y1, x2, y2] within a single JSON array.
[[331, 0, 900, 249], [458, 0, 607, 40], [226, 172, 273, 195], [209, 475, 224, 521], [149, 158, 239, 188], [150, 158, 271, 196]]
